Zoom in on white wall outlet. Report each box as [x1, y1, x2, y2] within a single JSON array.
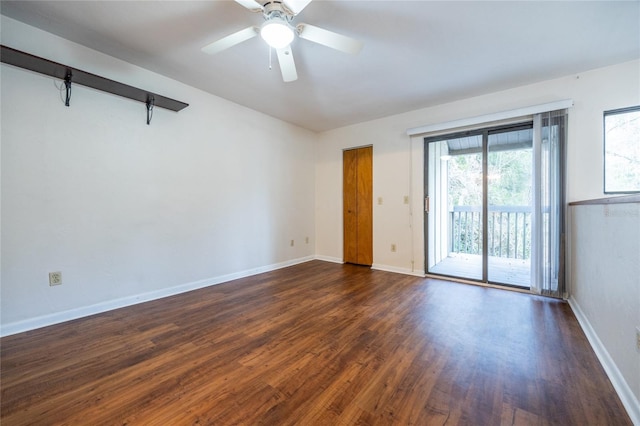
[[391, 244, 397, 252], [290, 239, 294, 247], [49, 271, 62, 286]]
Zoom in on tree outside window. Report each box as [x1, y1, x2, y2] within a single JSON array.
[[604, 106, 640, 193]]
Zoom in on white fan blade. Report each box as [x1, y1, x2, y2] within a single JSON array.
[[297, 23, 363, 55], [201, 26, 258, 55], [276, 46, 298, 82], [283, 0, 312, 15], [234, 0, 264, 12]]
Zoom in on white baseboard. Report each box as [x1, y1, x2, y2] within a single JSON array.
[[313, 257, 428, 278], [314, 255, 343, 264], [0, 256, 315, 337], [371, 263, 426, 277], [568, 297, 640, 425]]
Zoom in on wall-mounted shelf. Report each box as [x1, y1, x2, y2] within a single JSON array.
[[1, 45, 188, 123]]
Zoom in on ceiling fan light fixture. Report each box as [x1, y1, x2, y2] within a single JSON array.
[[260, 19, 294, 49]]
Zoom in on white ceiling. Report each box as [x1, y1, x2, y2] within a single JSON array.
[[1, 1, 639, 132]]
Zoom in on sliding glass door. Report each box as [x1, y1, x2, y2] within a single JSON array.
[[426, 134, 484, 281], [425, 114, 566, 294], [487, 127, 533, 286]]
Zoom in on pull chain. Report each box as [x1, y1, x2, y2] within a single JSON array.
[[269, 47, 273, 70]]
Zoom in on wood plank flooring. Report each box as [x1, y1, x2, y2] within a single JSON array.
[[1, 261, 631, 425]]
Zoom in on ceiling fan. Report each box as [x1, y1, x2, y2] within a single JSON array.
[[201, 0, 363, 82]]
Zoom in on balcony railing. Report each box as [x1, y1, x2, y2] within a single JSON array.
[[451, 206, 531, 259]]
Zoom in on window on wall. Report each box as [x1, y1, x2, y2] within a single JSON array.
[[604, 106, 640, 193]]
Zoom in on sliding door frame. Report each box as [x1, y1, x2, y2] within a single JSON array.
[[424, 121, 534, 288]]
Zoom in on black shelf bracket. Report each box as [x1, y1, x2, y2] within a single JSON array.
[[1, 45, 189, 123], [64, 72, 72, 107], [146, 96, 155, 125]]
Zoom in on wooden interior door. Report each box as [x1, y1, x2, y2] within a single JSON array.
[[343, 146, 373, 266]]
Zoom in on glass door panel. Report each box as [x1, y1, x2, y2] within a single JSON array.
[[426, 135, 483, 280], [487, 127, 533, 287]]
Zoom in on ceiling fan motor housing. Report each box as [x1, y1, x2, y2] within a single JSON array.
[[260, 2, 295, 49], [262, 1, 295, 18]]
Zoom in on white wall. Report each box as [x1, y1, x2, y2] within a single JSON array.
[[569, 201, 640, 424], [315, 118, 422, 274], [1, 17, 317, 334]]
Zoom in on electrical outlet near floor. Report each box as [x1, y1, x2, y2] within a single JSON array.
[[49, 271, 62, 286]]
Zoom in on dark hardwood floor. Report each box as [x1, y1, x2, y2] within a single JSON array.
[[1, 261, 631, 425]]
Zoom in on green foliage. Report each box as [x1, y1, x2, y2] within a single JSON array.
[[447, 148, 533, 259], [605, 110, 640, 192], [447, 148, 532, 208], [487, 149, 533, 206], [447, 153, 483, 207]]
